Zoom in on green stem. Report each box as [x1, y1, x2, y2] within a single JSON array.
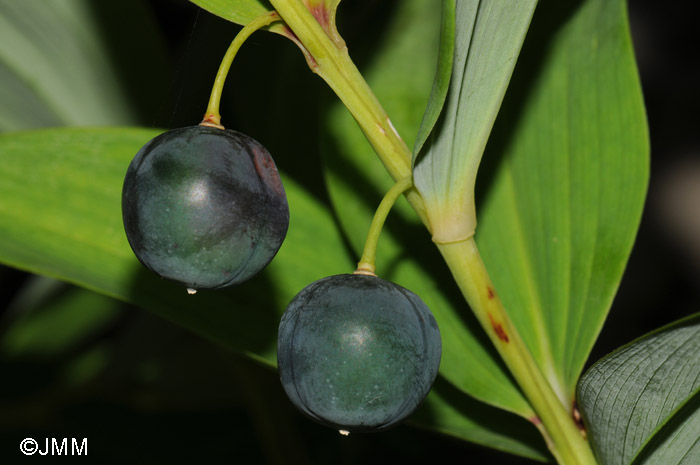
[[270, 1, 598, 463], [437, 238, 597, 465], [201, 11, 281, 129], [355, 176, 413, 275], [268, 0, 428, 226]]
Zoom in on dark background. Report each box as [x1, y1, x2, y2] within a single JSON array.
[[1, 0, 697, 463]]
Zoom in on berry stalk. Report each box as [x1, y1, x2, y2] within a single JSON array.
[[355, 176, 413, 276], [201, 11, 281, 129]]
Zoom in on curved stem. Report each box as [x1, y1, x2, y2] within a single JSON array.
[[355, 176, 413, 275], [201, 11, 281, 129]]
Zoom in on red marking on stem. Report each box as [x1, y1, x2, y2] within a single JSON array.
[[529, 416, 542, 426], [487, 286, 495, 300], [201, 114, 219, 125], [487, 313, 509, 343], [309, 4, 331, 31], [281, 26, 318, 70]]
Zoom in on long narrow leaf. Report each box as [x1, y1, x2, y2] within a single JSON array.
[[189, 0, 288, 35], [476, 0, 649, 404], [411, 0, 455, 159], [0, 0, 158, 128], [189, 0, 272, 26], [413, 0, 537, 242]]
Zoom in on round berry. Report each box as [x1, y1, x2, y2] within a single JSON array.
[[122, 125, 289, 289], [277, 274, 441, 432]]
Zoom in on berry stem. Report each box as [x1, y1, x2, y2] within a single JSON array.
[[355, 176, 413, 276], [201, 11, 281, 129]]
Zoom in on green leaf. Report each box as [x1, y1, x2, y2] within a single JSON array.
[[412, 378, 549, 462], [476, 0, 649, 406], [577, 313, 700, 465], [189, 0, 290, 36], [0, 0, 167, 129], [189, 0, 271, 25], [413, 0, 537, 243], [323, 0, 534, 437], [630, 391, 700, 465], [0, 127, 353, 365], [411, 0, 455, 160], [1, 277, 122, 358]]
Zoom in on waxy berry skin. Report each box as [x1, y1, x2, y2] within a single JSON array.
[[122, 125, 289, 289], [277, 274, 441, 432]]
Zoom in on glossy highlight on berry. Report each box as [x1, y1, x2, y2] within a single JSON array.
[[277, 274, 441, 432], [122, 125, 289, 289]]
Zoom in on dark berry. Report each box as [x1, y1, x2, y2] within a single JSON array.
[[122, 125, 289, 289], [277, 274, 441, 432]]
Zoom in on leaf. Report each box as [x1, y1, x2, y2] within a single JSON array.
[[630, 391, 700, 465], [322, 0, 534, 437], [0, 0, 168, 130], [189, 0, 271, 25], [413, 0, 537, 242], [411, 0, 455, 160], [189, 0, 288, 35], [0, 127, 353, 365], [1, 277, 122, 358], [576, 313, 700, 465], [411, 378, 549, 462], [476, 0, 649, 406]]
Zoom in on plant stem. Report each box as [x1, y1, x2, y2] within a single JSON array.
[[437, 238, 597, 465], [355, 176, 413, 276], [267, 0, 428, 226], [270, 1, 598, 463], [201, 11, 281, 129]]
